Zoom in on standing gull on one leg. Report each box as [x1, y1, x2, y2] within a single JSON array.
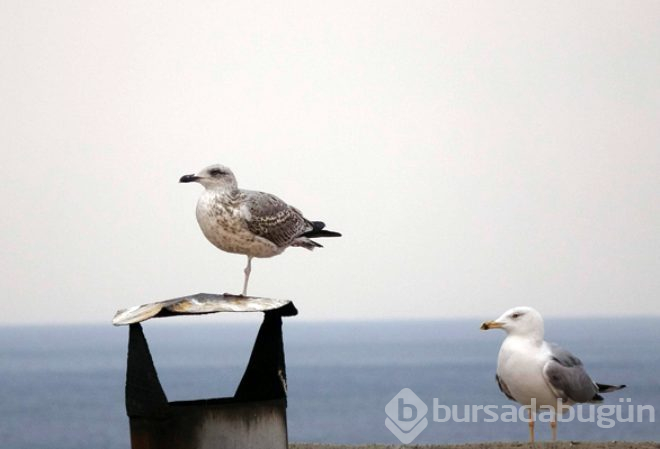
[[480, 306, 625, 443], [180, 164, 341, 295]]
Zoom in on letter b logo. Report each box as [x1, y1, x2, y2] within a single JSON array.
[[385, 388, 428, 443], [398, 397, 418, 422]]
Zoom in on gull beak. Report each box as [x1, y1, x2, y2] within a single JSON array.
[[179, 174, 200, 183], [480, 320, 504, 330]]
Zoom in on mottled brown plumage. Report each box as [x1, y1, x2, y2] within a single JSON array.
[[242, 191, 311, 248]]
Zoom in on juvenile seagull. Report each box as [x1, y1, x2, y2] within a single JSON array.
[[481, 306, 625, 443], [180, 164, 341, 295]]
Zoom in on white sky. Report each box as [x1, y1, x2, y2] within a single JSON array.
[[1, 1, 658, 324]]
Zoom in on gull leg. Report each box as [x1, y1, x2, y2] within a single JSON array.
[[550, 414, 557, 442], [242, 256, 252, 296], [527, 408, 535, 444]]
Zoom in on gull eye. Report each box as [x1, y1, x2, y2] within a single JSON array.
[[511, 312, 523, 319], [209, 168, 224, 177]]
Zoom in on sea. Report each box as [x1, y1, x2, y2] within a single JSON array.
[[1, 317, 658, 448]]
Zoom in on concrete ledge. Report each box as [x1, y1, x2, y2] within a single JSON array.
[[290, 442, 660, 449]]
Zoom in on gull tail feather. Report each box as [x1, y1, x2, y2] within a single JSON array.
[[291, 237, 323, 250]]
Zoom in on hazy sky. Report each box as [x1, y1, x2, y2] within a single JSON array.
[[1, 1, 658, 324]]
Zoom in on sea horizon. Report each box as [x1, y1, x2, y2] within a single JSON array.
[[3, 312, 660, 328]]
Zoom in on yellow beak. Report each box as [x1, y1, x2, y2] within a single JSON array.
[[480, 320, 504, 330]]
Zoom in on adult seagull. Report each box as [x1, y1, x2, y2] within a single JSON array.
[[180, 164, 341, 295], [481, 306, 625, 442]]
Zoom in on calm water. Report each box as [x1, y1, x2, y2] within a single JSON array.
[[0, 318, 658, 448]]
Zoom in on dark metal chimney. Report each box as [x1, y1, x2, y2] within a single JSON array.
[[114, 293, 297, 449]]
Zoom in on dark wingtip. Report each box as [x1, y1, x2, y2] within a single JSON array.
[[302, 221, 342, 239], [596, 383, 627, 393], [309, 230, 342, 238]]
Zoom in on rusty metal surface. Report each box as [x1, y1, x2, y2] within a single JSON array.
[[112, 293, 295, 325], [129, 399, 288, 449]]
